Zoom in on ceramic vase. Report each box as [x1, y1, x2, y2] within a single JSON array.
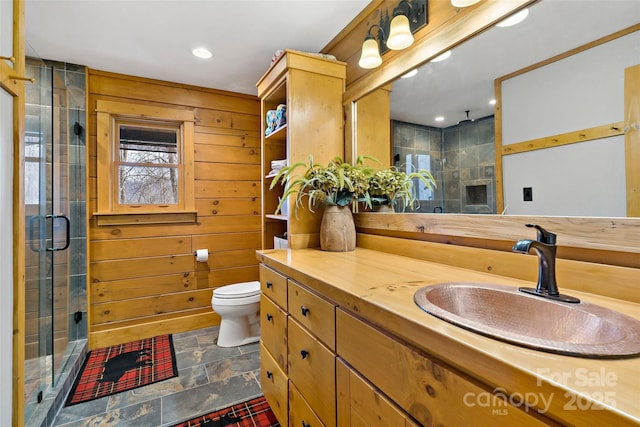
[[373, 204, 395, 213], [320, 205, 356, 252]]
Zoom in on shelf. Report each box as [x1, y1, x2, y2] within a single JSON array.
[[265, 124, 287, 141], [266, 214, 288, 221]]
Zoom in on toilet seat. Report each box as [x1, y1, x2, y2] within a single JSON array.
[[213, 281, 260, 299]]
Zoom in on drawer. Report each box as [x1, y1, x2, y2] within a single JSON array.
[[260, 264, 287, 310], [288, 280, 336, 350], [260, 343, 288, 426], [336, 309, 552, 427], [290, 382, 325, 427], [288, 318, 336, 427], [260, 296, 287, 372]]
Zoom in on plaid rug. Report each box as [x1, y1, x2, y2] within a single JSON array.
[[172, 396, 280, 427], [65, 334, 178, 406]]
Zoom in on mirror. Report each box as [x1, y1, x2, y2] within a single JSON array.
[[361, 0, 640, 216]]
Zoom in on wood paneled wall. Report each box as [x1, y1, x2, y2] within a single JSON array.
[[87, 69, 261, 349]]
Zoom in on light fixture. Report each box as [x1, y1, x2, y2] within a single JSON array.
[[489, 99, 496, 105], [451, 0, 481, 8], [191, 47, 213, 59], [496, 8, 529, 27], [358, 26, 384, 69], [387, 0, 418, 50], [435, 116, 444, 122], [358, 0, 428, 69]]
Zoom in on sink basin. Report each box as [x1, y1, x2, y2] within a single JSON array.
[[414, 283, 640, 358]]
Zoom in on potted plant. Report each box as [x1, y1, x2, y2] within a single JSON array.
[[368, 166, 436, 212], [270, 156, 373, 251]]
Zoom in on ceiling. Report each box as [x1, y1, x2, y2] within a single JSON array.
[[24, 0, 640, 129], [24, 0, 370, 96]]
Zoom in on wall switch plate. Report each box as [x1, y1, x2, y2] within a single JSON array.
[[523, 187, 533, 201]]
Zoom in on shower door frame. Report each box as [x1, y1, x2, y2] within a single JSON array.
[[2, 0, 26, 425]]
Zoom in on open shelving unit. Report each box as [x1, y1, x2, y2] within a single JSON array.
[[257, 49, 346, 249]]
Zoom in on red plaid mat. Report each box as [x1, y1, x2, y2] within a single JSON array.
[[172, 395, 280, 427], [65, 334, 178, 406]]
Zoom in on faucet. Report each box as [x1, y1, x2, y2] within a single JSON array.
[[512, 224, 580, 303]]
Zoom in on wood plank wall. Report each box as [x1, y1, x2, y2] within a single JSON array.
[[87, 69, 261, 349]]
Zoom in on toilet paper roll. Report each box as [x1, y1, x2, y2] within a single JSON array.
[[195, 249, 209, 262]]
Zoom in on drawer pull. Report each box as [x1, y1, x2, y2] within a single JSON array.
[[300, 305, 310, 316], [300, 349, 309, 359], [266, 313, 273, 322], [302, 422, 310, 427], [266, 370, 273, 379], [266, 281, 273, 288]]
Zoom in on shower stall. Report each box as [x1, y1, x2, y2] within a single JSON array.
[[23, 58, 87, 427]]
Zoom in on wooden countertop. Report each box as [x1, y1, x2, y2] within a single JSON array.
[[257, 247, 640, 426]]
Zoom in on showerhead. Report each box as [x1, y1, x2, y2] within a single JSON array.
[[457, 110, 474, 124]]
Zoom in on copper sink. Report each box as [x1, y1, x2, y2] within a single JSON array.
[[414, 283, 640, 358]]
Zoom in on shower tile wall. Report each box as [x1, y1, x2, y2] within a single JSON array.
[[443, 116, 496, 214], [392, 116, 496, 214], [392, 121, 444, 213]]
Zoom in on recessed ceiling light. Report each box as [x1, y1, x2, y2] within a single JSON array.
[[435, 116, 445, 122], [401, 69, 419, 79], [451, 0, 481, 7], [430, 50, 451, 63], [192, 47, 213, 59], [489, 99, 496, 105], [496, 8, 529, 27]]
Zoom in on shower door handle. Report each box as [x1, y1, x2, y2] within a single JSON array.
[[46, 214, 71, 251]]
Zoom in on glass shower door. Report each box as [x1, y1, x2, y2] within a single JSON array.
[[24, 60, 52, 419], [23, 59, 73, 423]]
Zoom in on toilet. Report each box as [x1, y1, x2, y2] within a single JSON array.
[[211, 281, 261, 347]]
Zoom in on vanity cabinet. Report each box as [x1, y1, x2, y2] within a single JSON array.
[[259, 262, 558, 427], [259, 264, 338, 427], [256, 49, 346, 250]]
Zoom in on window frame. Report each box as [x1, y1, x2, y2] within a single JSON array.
[[95, 100, 196, 225]]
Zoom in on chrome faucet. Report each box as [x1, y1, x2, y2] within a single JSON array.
[[512, 224, 580, 303]]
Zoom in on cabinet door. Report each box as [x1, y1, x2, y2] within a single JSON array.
[[336, 309, 552, 426], [288, 318, 336, 427], [261, 296, 287, 371], [260, 343, 288, 425], [337, 358, 414, 427], [288, 280, 336, 350], [290, 382, 324, 427]]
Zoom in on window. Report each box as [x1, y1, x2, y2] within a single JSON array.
[[95, 100, 195, 225], [117, 120, 180, 205]]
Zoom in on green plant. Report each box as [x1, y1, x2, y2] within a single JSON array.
[[368, 165, 436, 211], [270, 155, 375, 216]]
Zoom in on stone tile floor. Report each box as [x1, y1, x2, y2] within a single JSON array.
[[52, 326, 262, 426]]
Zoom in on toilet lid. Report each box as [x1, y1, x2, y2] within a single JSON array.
[[213, 281, 261, 299]]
